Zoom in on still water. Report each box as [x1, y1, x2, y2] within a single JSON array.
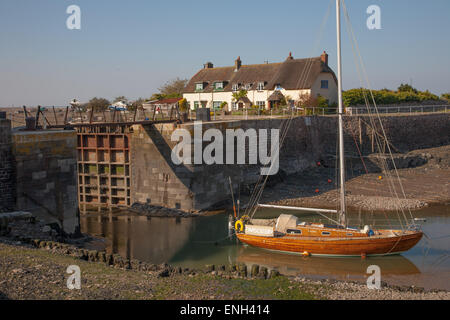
[[81, 205, 450, 291]]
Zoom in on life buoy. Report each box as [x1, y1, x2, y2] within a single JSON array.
[[235, 220, 244, 232]]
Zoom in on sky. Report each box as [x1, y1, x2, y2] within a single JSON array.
[[0, 0, 449, 107]]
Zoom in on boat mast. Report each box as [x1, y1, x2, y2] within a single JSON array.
[[336, 0, 347, 227]]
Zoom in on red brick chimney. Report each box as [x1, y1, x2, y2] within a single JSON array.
[[321, 51, 328, 66], [235, 56, 242, 71]]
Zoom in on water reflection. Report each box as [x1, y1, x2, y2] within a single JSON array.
[[80, 205, 450, 290], [236, 246, 420, 280], [81, 214, 194, 264]]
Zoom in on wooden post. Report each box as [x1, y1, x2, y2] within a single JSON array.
[[64, 106, 69, 125], [52, 106, 58, 125], [40, 109, 51, 127], [23, 106, 29, 121], [152, 105, 157, 121], [133, 106, 138, 122], [35, 106, 41, 129], [169, 105, 174, 120], [89, 106, 94, 123]]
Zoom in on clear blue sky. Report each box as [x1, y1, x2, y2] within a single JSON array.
[[1, 0, 449, 106]]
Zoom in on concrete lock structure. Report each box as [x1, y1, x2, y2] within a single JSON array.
[[0, 112, 79, 236], [77, 113, 450, 213], [2, 111, 449, 225]]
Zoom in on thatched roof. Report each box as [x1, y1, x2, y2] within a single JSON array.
[[184, 54, 336, 93], [267, 90, 285, 102], [236, 96, 252, 104]]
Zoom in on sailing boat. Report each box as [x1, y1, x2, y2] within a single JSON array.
[[234, 0, 423, 257]]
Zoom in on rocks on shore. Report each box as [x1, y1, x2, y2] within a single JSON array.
[[128, 203, 198, 218]]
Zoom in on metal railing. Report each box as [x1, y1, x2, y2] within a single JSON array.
[[345, 105, 449, 116]]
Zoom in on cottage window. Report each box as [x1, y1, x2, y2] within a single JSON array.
[[321, 80, 329, 89], [275, 84, 282, 91], [256, 101, 266, 108], [214, 82, 223, 90], [196, 83, 204, 91], [232, 84, 239, 92], [257, 82, 265, 91], [213, 101, 222, 109], [245, 83, 253, 90]]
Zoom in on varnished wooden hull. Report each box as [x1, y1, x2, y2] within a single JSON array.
[[236, 231, 423, 257]]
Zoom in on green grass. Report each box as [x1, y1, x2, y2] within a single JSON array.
[[153, 274, 320, 300], [0, 243, 322, 300]]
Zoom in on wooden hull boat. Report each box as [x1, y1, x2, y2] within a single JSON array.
[[232, 1, 424, 258], [236, 226, 423, 257]]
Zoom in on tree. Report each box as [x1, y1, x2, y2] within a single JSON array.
[[113, 96, 128, 103], [297, 93, 317, 108], [232, 90, 248, 102], [128, 98, 144, 111], [158, 78, 188, 98], [178, 98, 188, 112], [87, 97, 110, 111], [280, 94, 293, 108], [149, 93, 166, 101], [441, 93, 450, 101], [398, 83, 418, 94]]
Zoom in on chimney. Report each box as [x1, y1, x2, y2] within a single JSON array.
[[321, 51, 328, 66], [204, 62, 214, 69], [287, 52, 294, 60], [235, 56, 242, 71]]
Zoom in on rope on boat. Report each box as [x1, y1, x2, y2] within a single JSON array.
[[342, 0, 417, 230], [244, 0, 334, 222]]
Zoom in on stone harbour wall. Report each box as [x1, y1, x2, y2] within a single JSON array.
[[12, 130, 79, 235], [0, 118, 15, 211], [129, 113, 450, 212]]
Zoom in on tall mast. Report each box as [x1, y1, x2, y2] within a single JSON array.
[[336, 0, 347, 227]]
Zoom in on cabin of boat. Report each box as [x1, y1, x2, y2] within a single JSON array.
[[236, 214, 423, 257], [244, 214, 372, 238]]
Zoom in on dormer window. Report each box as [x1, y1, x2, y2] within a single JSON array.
[[195, 83, 204, 91], [232, 83, 240, 92], [257, 82, 265, 91], [275, 84, 282, 91], [245, 83, 253, 90], [214, 82, 224, 90]]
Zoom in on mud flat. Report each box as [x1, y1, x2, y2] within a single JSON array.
[[0, 240, 449, 300], [258, 145, 450, 213]]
